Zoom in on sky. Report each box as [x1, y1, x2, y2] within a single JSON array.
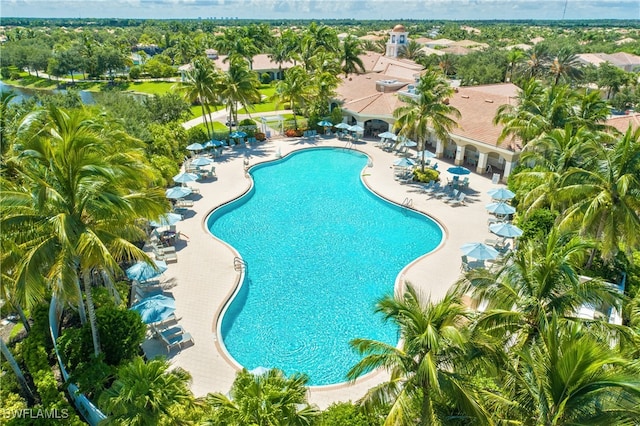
[[2, 0, 640, 21]]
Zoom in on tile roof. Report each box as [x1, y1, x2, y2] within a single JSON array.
[[605, 113, 640, 133]]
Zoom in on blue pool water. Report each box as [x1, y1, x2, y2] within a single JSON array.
[[208, 148, 443, 385]]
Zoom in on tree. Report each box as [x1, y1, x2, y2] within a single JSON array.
[[348, 284, 490, 425], [505, 48, 525, 82], [204, 368, 319, 425], [558, 126, 640, 262], [176, 56, 218, 138], [398, 40, 426, 61], [1, 106, 168, 356], [517, 43, 551, 79], [393, 70, 460, 172], [550, 48, 583, 85], [217, 56, 261, 129], [99, 357, 196, 425], [340, 36, 366, 77], [274, 65, 313, 130]]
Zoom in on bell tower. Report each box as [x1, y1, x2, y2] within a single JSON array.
[[386, 24, 408, 58]]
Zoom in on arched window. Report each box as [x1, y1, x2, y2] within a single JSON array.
[[400, 35, 405, 43], [391, 35, 396, 43]]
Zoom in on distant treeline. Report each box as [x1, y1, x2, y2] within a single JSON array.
[[2, 17, 640, 29]]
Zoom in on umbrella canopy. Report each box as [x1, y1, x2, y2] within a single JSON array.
[[393, 158, 416, 167], [130, 294, 176, 324], [230, 131, 247, 138], [447, 166, 472, 175], [126, 260, 168, 283], [190, 157, 213, 167], [489, 222, 523, 238], [348, 125, 364, 132], [165, 186, 192, 199], [398, 140, 418, 148], [317, 120, 333, 127], [173, 172, 199, 184], [210, 139, 224, 147], [149, 213, 182, 228], [186, 143, 204, 151], [460, 243, 500, 260], [486, 202, 516, 216], [487, 187, 516, 200], [335, 122, 351, 129], [378, 131, 397, 139], [415, 150, 436, 158]]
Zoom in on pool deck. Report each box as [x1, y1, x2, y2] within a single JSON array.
[[141, 135, 505, 408]]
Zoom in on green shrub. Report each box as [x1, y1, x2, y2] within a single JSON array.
[[260, 72, 272, 84], [317, 402, 382, 426], [413, 168, 440, 183], [517, 208, 558, 243], [68, 354, 114, 401], [186, 125, 209, 144], [96, 305, 145, 366]]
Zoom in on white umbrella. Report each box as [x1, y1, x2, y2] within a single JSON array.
[[173, 172, 199, 184], [415, 150, 436, 158], [149, 213, 182, 228], [335, 123, 351, 129], [165, 186, 192, 199], [190, 157, 213, 167], [378, 131, 397, 140], [186, 143, 204, 151], [397, 139, 417, 148], [487, 187, 516, 201], [460, 243, 500, 260], [348, 125, 364, 132], [489, 222, 523, 238], [485, 202, 516, 216]]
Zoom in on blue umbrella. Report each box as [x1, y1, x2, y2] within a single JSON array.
[[210, 139, 224, 147], [485, 202, 516, 215], [415, 150, 436, 158], [149, 213, 182, 228], [489, 222, 523, 238], [190, 157, 213, 167], [173, 172, 199, 184], [165, 186, 192, 199], [230, 131, 247, 138], [487, 187, 516, 200], [447, 166, 472, 175], [130, 294, 176, 324], [393, 158, 416, 167], [460, 243, 500, 260], [186, 143, 204, 151], [126, 260, 168, 283], [397, 139, 417, 148], [378, 131, 397, 140], [348, 125, 364, 132], [317, 120, 333, 127]]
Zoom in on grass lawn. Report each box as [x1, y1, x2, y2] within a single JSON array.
[[5, 72, 58, 90], [126, 81, 176, 95]]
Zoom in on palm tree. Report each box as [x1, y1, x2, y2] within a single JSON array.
[[204, 368, 319, 425], [458, 229, 622, 349], [558, 125, 640, 263], [176, 56, 218, 138], [550, 48, 583, 86], [348, 284, 491, 425], [274, 65, 313, 130], [217, 56, 261, 129], [569, 89, 612, 132], [340, 36, 366, 77], [0, 91, 17, 156], [268, 29, 297, 79], [99, 357, 196, 425], [501, 317, 640, 425], [398, 40, 426, 61], [504, 48, 525, 82], [518, 43, 551, 79], [393, 70, 460, 172], [1, 106, 167, 356]]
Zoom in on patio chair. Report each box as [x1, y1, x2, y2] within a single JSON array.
[[161, 331, 193, 353], [154, 247, 177, 263], [153, 323, 186, 339], [448, 193, 466, 206], [442, 189, 460, 203]]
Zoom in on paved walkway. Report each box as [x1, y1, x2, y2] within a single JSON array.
[[141, 135, 504, 408], [181, 109, 293, 131]]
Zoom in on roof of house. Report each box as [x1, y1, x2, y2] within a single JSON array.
[[605, 113, 640, 133], [577, 52, 640, 68], [440, 45, 473, 56], [420, 46, 446, 56], [453, 39, 489, 49], [178, 54, 294, 73], [358, 52, 423, 78]]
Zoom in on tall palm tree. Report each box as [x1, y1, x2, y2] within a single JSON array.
[[348, 284, 490, 425], [501, 317, 640, 425], [340, 36, 366, 77], [268, 28, 297, 79], [217, 56, 261, 130], [398, 40, 426, 61], [204, 368, 319, 425], [504, 48, 525, 82], [99, 357, 196, 425], [569, 89, 612, 132], [393, 70, 460, 172], [458, 229, 622, 349], [0, 91, 17, 156], [1, 106, 167, 356], [550, 48, 583, 86], [518, 43, 551, 79], [176, 56, 218, 138], [274, 65, 313, 130], [558, 125, 640, 262]]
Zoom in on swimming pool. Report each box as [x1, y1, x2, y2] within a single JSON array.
[[208, 148, 443, 385]]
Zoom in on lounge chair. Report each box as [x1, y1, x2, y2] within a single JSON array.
[[161, 331, 193, 353], [153, 323, 186, 339], [442, 189, 460, 203], [175, 199, 194, 208], [447, 192, 466, 206], [154, 247, 177, 263]]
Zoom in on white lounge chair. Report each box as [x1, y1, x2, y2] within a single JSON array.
[[448, 193, 466, 206]]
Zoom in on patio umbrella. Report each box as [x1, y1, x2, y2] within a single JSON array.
[[317, 120, 333, 127], [173, 172, 199, 184], [487, 187, 516, 201], [393, 158, 416, 167], [348, 125, 364, 132], [485, 202, 516, 216], [210, 139, 224, 147], [378, 131, 397, 140], [230, 131, 247, 138], [335, 122, 351, 129], [165, 186, 192, 199], [130, 294, 176, 324], [149, 212, 182, 228], [190, 157, 213, 167], [460, 242, 500, 260], [447, 166, 472, 175], [186, 143, 204, 151], [397, 139, 417, 148], [489, 222, 523, 238], [126, 260, 168, 283], [415, 150, 436, 158]]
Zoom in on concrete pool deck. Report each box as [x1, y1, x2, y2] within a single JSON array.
[[140, 135, 505, 408]]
